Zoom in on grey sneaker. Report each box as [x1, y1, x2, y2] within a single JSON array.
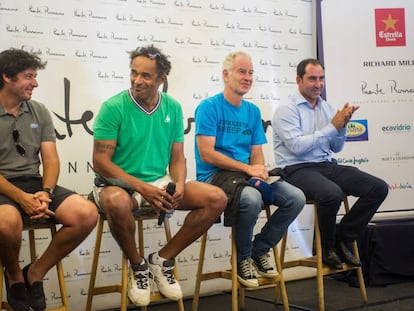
[[127, 262, 150, 306], [252, 254, 278, 278], [237, 258, 259, 288], [148, 253, 182, 300]]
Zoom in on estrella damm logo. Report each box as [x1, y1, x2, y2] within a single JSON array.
[[375, 8, 406, 47], [346, 120, 368, 142]]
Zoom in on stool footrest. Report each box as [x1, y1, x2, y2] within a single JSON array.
[[284, 256, 362, 273], [198, 270, 233, 281], [43, 307, 68, 311], [92, 285, 123, 295]]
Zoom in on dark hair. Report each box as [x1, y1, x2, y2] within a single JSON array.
[[297, 58, 324, 78], [129, 45, 171, 78], [0, 48, 47, 89]]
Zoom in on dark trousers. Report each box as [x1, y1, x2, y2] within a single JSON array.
[[283, 161, 389, 248]]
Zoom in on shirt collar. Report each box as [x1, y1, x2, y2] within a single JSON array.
[[0, 101, 30, 116], [292, 91, 323, 108]]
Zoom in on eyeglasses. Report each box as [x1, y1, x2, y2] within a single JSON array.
[[12, 129, 26, 156]]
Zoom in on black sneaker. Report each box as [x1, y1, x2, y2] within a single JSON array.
[[23, 264, 46, 311], [252, 254, 278, 278], [237, 258, 259, 288], [4, 269, 30, 311]]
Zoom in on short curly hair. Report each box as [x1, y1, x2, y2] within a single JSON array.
[[129, 45, 171, 79], [0, 48, 46, 89]]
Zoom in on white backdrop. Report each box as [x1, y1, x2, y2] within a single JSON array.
[[321, 0, 414, 219], [1, 1, 316, 310]]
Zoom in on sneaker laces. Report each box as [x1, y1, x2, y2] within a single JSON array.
[[257, 254, 273, 271], [239, 258, 257, 279], [162, 261, 177, 285], [132, 268, 149, 290]]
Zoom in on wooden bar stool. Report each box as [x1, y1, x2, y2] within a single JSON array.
[[192, 205, 289, 311], [85, 208, 185, 311], [280, 197, 367, 311], [0, 220, 69, 311]]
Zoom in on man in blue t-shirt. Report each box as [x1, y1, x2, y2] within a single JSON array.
[[194, 51, 305, 288]]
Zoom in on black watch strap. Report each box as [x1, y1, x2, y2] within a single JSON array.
[[42, 187, 55, 199]]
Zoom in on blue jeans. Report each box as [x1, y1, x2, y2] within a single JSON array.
[[236, 180, 305, 261]]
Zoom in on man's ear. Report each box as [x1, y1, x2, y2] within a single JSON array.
[[222, 69, 229, 81], [158, 75, 166, 83], [2, 73, 11, 84]]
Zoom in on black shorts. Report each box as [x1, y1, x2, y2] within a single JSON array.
[[0, 176, 75, 220]]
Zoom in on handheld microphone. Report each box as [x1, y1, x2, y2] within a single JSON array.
[[157, 182, 176, 226]]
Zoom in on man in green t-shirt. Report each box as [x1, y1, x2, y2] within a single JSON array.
[[92, 45, 227, 307]]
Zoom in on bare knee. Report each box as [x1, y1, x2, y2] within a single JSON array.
[[205, 187, 227, 216], [0, 211, 22, 243], [79, 199, 98, 230], [100, 187, 132, 210], [100, 187, 134, 220]]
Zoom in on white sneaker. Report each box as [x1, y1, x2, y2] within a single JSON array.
[[127, 262, 150, 306], [148, 252, 183, 300]]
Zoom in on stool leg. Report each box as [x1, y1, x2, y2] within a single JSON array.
[[29, 229, 37, 262], [231, 227, 238, 311], [0, 259, 5, 310], [353, 242, 367, 303], [314, 204, 325, 311], [342, 198, 368, 304], [265, 207, 290, 311], [86, 216, 104, 311], [275, 232, 289, 303], [49, 226, 69, 310], [161, 218, 185, 311], [136, 219, 147, 311], [121, 252, 128, 311], [192, 233, 207, 311]]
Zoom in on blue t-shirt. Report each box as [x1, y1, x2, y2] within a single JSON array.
[[194, 92, 267, 182]]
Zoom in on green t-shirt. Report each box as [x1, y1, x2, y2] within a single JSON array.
[[93, 90, 184, 182]]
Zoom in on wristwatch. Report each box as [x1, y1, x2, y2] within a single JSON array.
[[42, 187, 55, 199]]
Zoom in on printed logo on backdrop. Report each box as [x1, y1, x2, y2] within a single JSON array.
[[388, 181, 413, 191], [346, 120, 368, 141], [336, 156, 369, 166], [375, 8, 406, 47], [381, 123, 412, 134], [381, 152, 414, 163]]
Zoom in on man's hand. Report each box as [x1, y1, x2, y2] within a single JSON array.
[[331, 102, 359, 130], [140, 183, 174, 213], [19, 192, 55, 219], [245, 164, 269, 180]]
